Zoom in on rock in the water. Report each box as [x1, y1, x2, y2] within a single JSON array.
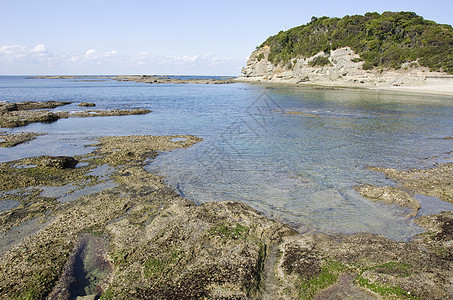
[[355, 184, 420, 217], [40, 156, 79, 169], [78, 102, 96, 107]]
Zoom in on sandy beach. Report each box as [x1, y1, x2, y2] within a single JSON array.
[[235, 76, 453, 97], [376, 85, 453, 96]]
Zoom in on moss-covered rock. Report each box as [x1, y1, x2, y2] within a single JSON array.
[[0, 135, 452, 299]]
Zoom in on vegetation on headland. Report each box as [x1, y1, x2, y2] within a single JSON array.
[[261, 11, 453, 73]]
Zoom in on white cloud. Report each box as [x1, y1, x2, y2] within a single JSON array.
[[105, 50, 117, 58], [85, 49, 97, 58], [70, 49, 119, 64], [172, 55, 199, 63], [0, 44, 52, 64], [0, 44, 245, 75], [32, 44, 47, 53]]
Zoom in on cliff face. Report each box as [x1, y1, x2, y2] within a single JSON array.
[[240, 46, 442, 88]]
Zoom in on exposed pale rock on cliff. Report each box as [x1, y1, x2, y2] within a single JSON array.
[[240, 46, 453, 90]]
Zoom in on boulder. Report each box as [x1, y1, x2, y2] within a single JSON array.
[[39, 156, 79, 169]]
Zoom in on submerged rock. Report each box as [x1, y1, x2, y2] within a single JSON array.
[[48, 234, 112, 299], [355, 184, 420, 217]]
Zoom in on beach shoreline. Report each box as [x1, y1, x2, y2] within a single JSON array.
[[234, 76, 453, 97], [28, 74, 453, 96]]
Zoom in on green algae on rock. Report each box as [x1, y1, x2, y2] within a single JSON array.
[[0, 135, 452, 299], [0, 101, 151, 128], [355, 184, 420, 217], [0, 135, 203, 299], [78, 102, 96, 107], [0, 132, 45, 148], [0, 101, 71, 113], [369, 163, 453, 204], [0, 108, 151, 128]]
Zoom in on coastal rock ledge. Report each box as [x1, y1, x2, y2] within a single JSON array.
[[0, 135, 452, 299]]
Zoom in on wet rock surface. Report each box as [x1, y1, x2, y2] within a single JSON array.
[[115, 75, 235, 84], [39, 156, 79, 169], [0, 132, 45, 147], [0, 135, 452, 299], [0, 101, 71, 113], [369, 163, 453, 204], [30, 75, 236, 84], [0, 101, 151, 128], [355, 184, 420, 217], [78, 102, 96, 107]]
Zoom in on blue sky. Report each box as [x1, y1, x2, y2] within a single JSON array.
[[1, 0, 452, 75]]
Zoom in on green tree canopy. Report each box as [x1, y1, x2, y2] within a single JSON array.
[[262, 12, 453, 73]]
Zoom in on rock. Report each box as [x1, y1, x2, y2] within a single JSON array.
[[114, 75, 235, 84], [36, 111, 60, 123], [0, 103, 18, 113], [355, 184, 420, 217], [238, 46, 433, 88], [0, 103, 151, 128], [0, 101, 71, 113], [16, 101, 72, 110], [39, 156, 79, 169], [1, 135, 452, 299], [0, 132, 44, 148], [369, 163, 453, 204], [284, 110, 319, 117], [78, 102, 96, 107]]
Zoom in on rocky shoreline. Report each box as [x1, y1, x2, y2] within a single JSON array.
[[0, 134, 452, 299], [0, 101, 151, 129], [31, 75, 236, 85], [0, 132, 45, 148]]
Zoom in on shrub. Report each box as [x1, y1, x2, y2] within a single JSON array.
[[256, 53, 265, 61], [308, 56, 332, 67], [260, 12, 453, 74]]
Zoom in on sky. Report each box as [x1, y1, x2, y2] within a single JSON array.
[[1, 0, 453, 76]]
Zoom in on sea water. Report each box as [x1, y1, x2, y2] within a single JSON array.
[[1, 76, 453, 241]]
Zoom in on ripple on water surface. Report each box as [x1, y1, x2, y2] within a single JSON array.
[[2, 77, 453, 241]]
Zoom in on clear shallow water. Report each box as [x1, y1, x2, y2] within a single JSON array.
[[1, 76, 453, 240]]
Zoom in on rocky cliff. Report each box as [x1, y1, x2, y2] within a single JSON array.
[[239, 12, 453, 91], [240, 46, 453, 89]]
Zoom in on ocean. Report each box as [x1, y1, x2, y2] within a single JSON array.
[[1, 75, 453, 241]]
